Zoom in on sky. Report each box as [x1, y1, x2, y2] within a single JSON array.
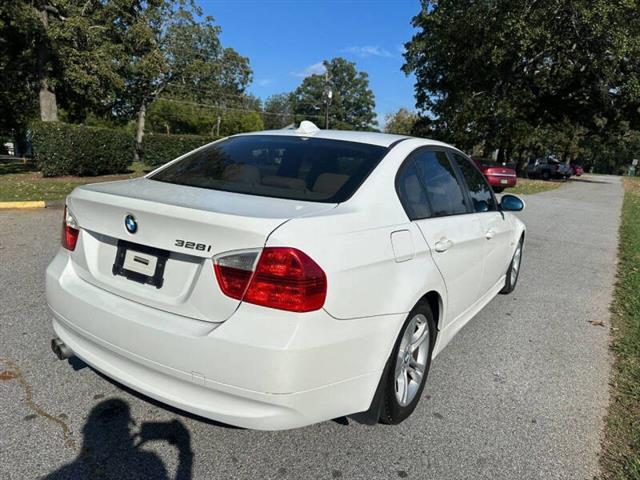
[[201, 0, 421, 128]]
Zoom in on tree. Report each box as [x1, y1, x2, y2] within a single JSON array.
[[263, 93, 295, 129], [293, 58, 376, 130], [403, 0, 640, 165], [0, 2, 40, 134], [146, 97, 264, 137], [108, 2, 253, 161], [384, 108, 418, 135], [0, 1, 128, 128]]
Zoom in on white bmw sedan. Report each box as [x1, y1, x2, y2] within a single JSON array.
[[46, 122, 525, 430]]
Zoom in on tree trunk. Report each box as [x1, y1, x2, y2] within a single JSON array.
[[134, 103, 146, 163], [515, 155, 527, 177], [37, 8, 58, 122]]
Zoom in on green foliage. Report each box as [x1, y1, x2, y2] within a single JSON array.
[[147, 98, 219, 135], [0, 1, 40, 133], [403, 0, 640, 164], [146, 98, 263, 137], [293, 58, 376, 130], [32, 122, 133, 177], [384, 108, 418, 135], [218, 111, 263, 137], [263, 93, 295, 130], [142, 133, 215, 167]]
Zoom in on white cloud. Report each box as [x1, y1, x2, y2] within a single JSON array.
[[342, 46, 393, 58], [292, 62, 326, 78], [256, 78, 273, 87]]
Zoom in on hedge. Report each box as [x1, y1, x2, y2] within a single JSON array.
[[143, 133, 216, 167], [32, 122, 134, 177]]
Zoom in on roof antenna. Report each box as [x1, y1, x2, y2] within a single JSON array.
[[295, 121, 320, 136]]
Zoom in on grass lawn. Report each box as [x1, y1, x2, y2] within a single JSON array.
[[601, 176, 640, 479], [0, 160, 149, 202], [508, 178, 564, 195]]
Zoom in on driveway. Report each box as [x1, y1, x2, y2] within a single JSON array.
[[0, 175, 623, 479]]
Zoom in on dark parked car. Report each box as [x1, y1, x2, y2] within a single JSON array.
[[472, 158, 517, 193], [527, 157, 572, 180]]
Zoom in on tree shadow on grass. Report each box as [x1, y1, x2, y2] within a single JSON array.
[[43, 398, 194, 480]]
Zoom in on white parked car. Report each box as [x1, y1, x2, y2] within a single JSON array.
[[46, 122, 525, 430]]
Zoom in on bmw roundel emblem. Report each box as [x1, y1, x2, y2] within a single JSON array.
[[124, 214, 137, 234]]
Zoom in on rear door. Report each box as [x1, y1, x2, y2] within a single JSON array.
[[449, 152, 513, 295], [397, 148, 485, 326]]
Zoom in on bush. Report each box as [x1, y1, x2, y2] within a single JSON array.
[[218, 111, 264, 137], [32, 122, 134, 177], [143, 133, 215, 167]]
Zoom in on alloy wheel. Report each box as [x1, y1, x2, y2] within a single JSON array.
[[394, 313, 430, 407]]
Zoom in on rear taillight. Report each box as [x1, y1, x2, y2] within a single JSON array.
[[213, 247, 327, 312], [61, 206, 79, 251], [213, 250, 260, 300]]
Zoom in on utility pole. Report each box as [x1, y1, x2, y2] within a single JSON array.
[[324, 70, 332, 129]]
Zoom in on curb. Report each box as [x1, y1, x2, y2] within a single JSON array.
[[0, 199, 64, 210]]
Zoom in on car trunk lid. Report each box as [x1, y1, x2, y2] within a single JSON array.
[[66, 178, 336, 323]]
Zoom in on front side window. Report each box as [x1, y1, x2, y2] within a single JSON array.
[[150, 135, 388, 203], [412, 149, 469, 217], [451, 153, 497, 212]]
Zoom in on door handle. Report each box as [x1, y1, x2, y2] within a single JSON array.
[[485, 229, 496, 240], [434, 239, 453, 252]]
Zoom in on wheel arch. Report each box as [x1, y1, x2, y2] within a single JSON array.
[[416, 290, 444, 333]]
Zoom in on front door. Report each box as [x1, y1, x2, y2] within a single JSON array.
[[449, 152, 512, 294]]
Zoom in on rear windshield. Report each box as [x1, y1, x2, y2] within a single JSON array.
[[150, 135, 388, 203]]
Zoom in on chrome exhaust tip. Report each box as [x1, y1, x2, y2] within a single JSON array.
[[51, 338, 73, 360]]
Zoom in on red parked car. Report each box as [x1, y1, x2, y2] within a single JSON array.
[[570, 164, 584, 176], [472, 158, 517, 193]]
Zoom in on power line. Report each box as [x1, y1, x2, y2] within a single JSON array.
[[158, 96, 327, 121]]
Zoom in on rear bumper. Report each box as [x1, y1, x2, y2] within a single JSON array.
[[486, 175, 517, 188], [46, 250, 403, 430]]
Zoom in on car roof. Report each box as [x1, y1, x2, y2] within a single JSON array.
[[232, 123, 455, 150]]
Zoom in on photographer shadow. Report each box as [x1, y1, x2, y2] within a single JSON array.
[[44, 399, 193, 480]]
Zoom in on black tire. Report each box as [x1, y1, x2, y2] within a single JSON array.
[[500, 237, 524, 294], [493, 187, 504, 193], [379, 303, 435, 425], [541, 170, 550, 181]]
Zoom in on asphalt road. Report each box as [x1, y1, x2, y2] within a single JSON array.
[[0, 175, 623, 479]]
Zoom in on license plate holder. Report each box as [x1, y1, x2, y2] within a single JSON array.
[[112, 240, 169, 289], [500, 179, 508, 184]]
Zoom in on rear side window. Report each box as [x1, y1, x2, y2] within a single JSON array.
[[451, 153, 497, 212], [150, 135, 387, 203], [412, 150, 468, 217], [396, 161, 431, 220]]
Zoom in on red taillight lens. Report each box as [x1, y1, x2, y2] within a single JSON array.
[[214, 247, 327, 312], [61, 206, 79, 251]]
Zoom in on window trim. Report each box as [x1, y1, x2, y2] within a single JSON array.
[[395, 146, 474, 221]]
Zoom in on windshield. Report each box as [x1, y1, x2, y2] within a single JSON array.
[[150, 135, 388, 203]]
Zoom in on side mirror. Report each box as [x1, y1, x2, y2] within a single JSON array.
[[500, 194, 525, 212]]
